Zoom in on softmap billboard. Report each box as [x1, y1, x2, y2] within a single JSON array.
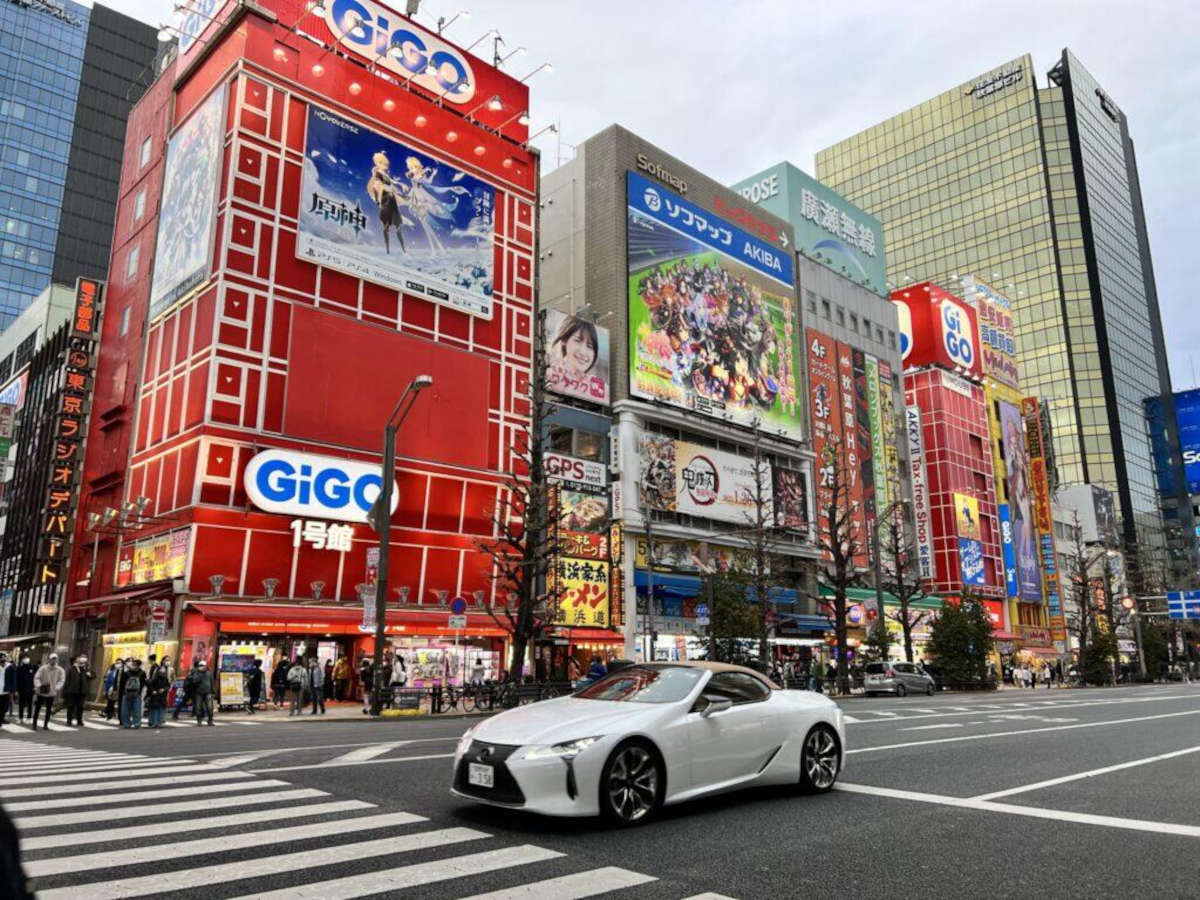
[[627, 170, 802, 441], [1174, 388, 1200, 495], [298, 105, 496, 318]]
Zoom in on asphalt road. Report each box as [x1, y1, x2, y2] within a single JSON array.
[[3, 683, 1198, 899]]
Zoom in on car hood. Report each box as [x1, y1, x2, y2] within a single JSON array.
[[470, 696, 662, 747]]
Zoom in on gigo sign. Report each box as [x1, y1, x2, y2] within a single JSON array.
[[940, 298, 975, 371], [244, 449, 398, 524], [327, 0, 476, 104]]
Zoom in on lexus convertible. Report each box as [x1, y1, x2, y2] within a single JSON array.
[[451, 661, 845, 825]]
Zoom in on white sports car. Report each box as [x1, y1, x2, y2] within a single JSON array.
[[451, 661, 845, 825]]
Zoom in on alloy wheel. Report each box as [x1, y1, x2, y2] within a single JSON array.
[[606, 745, 659, 822], [803, 727, 840, 790]]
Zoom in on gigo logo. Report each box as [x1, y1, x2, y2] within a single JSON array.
[[940, 299, 974, 370], [327, 0, 476, 105], [895, 301, 913, 361], [243, 449, 399, 524]]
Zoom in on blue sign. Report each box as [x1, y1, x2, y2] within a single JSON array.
[[695, 603, 709, 618], [450, 596, 467, 615], [627, 171, 793, 286], [1174, 389, 1200, 495], [243, 449, 397, 525], [1167, 591, 1200, 619], [998, 505, 1018, 597], [958, 537, 986, 586]]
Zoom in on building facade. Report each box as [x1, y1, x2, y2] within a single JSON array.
[[816, 51, 1194, 579], [55, 0, 540, 690], [0, 0, 159, 329]]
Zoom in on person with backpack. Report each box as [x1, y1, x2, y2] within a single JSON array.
[[120, 659, 146, 729], [146, 659, 171, 728], [187, 659, 214, 725], [102, 660, 122, 720], [287, 657, 308, 716], [63, 655, 94, 727], [32, 653, 65, 730], [245, 659, 264, 713]]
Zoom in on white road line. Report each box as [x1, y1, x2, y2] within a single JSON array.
[[0, 763, 209, 787], [206, 750, 293, 768], [227, 844, 565, 900], [0, 751, 141, 764], [835, 781, 1200, 839], [840, 692, 1199, 726], [0, 724, 33, 734], [25, 811, 428, 878], [0, 758, 189, 776], [5, 778, 292, 812], [20, 799, 373, 851], [455, 866, 658, 899], [845, 709, 1200, 754], [252, 752, 456, 774], [15, 786, 326, 829], [81, 720, 117, 729], [865, 711, 899, 717], [908, 707, 938, 713], [970, 744, 1200, 801], [680, 895, 740, 900], [183, 736, 459, 759], [38, 827, 490, 900], [842, 715, 863, 724], [0, 769, 255, 799], [327, 740, 411, 763], [899, 723, 963, 731]]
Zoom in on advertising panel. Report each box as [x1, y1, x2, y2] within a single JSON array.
[[551, 557, 611, 628], [1041, 534, 1065, 641], [865, 354, 888, 510], [906, 407, 934, 580], [878, 359, 900, 503], [773, 467, 810, 531], [999, 401, 1041, 601], [243, 449, 398, 524], [544, 452, 607, 493], [890, 283, 980, 378], [555, 484, 609, 562], [998, 504, 1018, 597], [954, 493, 981, 541], [838, 342, 867, 566], [626, 170, 801, 440], [963, 277, 1019, 387], [1174, 388, 1200, 494], [544, 310, 610, 404], [852, 349, 877, 560], [958, 537, 986, 586], [637, 433, 768, 526], [149, 87, 227, 321], [807, 329, 842, 549], [298, 105, 496, 318]]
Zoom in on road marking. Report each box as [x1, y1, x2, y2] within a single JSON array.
[[5, 778, 292, 812], [680, 895, 740, 900], [81, 719, 116, 729], [206, 749, 293, 768], [20, 799, 373, 851], [842, 715, 863, 724], [327, 740, 412, 763], [865, 711, 899, 717], [37, 826, 491, 900], [846, 709, 1200, 754], [15, 786, 326, 829], [0, 763, 211, 787], [182, 736, 459, 759], [25, 811, 428, 878], [226, 844, 565, 900], [0, 758, 193, 776], [900, 723, 963, 731], [841, 694, 1200, 728], [252, 752, 456, 773], [456, 866, 659, 899], [836, 781, 1200, 839], [970, 744, 1200, 801], [0, 769, 256, 798]]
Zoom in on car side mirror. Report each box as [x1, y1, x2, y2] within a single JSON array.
[[699, 694, 732, 718]]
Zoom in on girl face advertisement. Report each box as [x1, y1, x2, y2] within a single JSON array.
[[545, 309, 610, 404]]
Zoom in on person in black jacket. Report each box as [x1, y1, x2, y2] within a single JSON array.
[[187, 660, 215, 725], [0, 653, 13, 725], [270, 658, 290, 709], [245, 659, 264, 714], [62, 655, 94, 726], [0, 802, 34, 899], [146, 661, 170, 728], [14, 656, 34, 724]]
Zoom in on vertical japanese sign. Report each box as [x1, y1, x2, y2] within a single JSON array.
[[807, 329, 841, 559], [878, 359, 900, 501], [37, 278, 104, 587], [851, 348, 875, 566], [906, 407, 934, 580], [1023, 396, 1066, 642], [963, 277, 1019, 388]]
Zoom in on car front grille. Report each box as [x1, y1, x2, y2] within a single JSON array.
[[453, 741, 526, 805]]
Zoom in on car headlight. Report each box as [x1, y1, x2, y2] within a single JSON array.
[[521, 736, 601, 761], [456, 723, 480, 757]]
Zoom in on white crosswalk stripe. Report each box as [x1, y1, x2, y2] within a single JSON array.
[[8, 740, 682, 900]]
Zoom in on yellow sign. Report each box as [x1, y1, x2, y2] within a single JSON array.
[[953, 493, 981, 541], [551, 557, 610, 628], [219, 671, 245, 704]]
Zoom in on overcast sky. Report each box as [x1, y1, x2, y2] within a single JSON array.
[[106, 0, 1200, 388]]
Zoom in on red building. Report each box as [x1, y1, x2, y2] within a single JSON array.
[[63, 0, 540, 689]]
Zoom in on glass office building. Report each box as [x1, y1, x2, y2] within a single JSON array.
[[0, 0, 157, 329], [817, 50, 1194, 579]]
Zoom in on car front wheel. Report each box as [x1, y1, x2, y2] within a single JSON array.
[[600, 742, 662, 825], [925, 683, 934, 696], [800, 724, 840, 793]]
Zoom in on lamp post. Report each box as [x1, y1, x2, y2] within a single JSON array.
[[369, 374, 432, 715]]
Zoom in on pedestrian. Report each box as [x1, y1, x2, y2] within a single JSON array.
[[245, 659, 263, 714], [63, 655, 93, 727], [172, 659, 199, 720], [586, 655, 607, 683], [147, 653, 160, 681], [1042, 663, 1052, 688], [1029, 665, 1038, 689], [567, 656, 582, 687], [808, 660, 823, 693], [388, 654, 407, 708], [32, 653, 65, 730], [188, 659, 214, 725], [288, 656, 308, 716], [15, 655, 34, 724], [470, 657, 485, 686], [102, 660, 121, 720], [270, 657, 290, 708], [359, 656, 373, 714], [333, 656, 350, 701], [160, 655, 174, 684], [309, 656, 326, 715], [147, 658, 170, 728], [323, 659, 334, 702], [0, 653, 13, 725], [120, 659, 146, 728]]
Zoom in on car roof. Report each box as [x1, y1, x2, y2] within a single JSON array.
[[639, 661, 780, 689]]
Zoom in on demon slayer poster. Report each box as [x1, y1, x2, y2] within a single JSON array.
[[298, 105, 496, 318]]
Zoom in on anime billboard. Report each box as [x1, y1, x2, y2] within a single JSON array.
[[297, 105, 496, 318], [999, 400, 1041, 601], [627, 171, 801, 441]]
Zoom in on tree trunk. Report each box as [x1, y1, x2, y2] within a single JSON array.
[[901, 605, 914, 663], [835, 582, 849, 694]]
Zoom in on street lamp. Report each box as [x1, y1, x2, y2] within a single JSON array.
[[369, 375, 433, 715]]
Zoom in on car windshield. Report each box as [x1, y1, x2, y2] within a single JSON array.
[[574, 665, 704, 703]]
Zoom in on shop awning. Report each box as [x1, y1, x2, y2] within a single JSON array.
[[549, 627, 624, 644], [188, 602, 513, 637], [1021, 646, 1062, 657], [0, 632, 54, 647], [992, 630, 1021, 640], [776, 613, 834, 632], [634, 571, 801, 606], [818, 585, 943, 611], [66, 584, 172, 618]]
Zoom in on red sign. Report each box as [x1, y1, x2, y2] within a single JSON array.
[[71, 278, 104, 340], [712, 195, 780, 244], [807, 329, 841, 558], [891, 282, 981, 379]]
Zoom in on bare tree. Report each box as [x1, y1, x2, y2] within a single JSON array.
[[879, 502, 928, 663]]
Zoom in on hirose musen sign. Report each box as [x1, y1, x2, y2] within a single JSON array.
[[243, 449, 398, 524]]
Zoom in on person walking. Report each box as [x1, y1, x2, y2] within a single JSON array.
[[172, 659, 199, 720], [270, 657, 290, 709], [146, 659, 170, 728], [388, 654, 407, 709], [322, 659, 334, 702], [120, 659, 146, 729], [15, 656, 34, 724], [188, 659, 214, 725], [32, 653, 65, 730], [287, 657, 308, 717], [102, 660, 121, 720], [333, 656, 350, 702], [1042, 662, 1053, 688], [309, 657, 326, 715], [0, 653, 13, 725], [359, 656, 373, 714], [245, 659, 263, 714], [63, 655, 94, 727]]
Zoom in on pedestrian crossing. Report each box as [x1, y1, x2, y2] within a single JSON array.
[[1, 714, 264, 734], [1, 739, 728, 899]]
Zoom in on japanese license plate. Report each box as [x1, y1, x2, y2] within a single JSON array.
[[468, 763, 494, 788]]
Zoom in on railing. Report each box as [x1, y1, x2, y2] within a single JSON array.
[[375, 680, 574, 715]]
